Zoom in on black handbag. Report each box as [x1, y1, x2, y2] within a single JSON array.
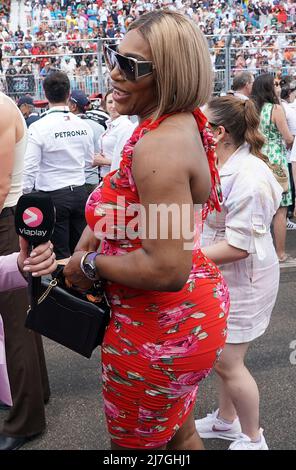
[[25, 268, 110, 358]]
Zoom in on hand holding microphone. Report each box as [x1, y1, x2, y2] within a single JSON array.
[[17, 238, 57, 278], [15, 192, 56, 309]]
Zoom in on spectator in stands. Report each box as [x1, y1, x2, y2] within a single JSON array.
[[39, 61, 52, 78], [76, 60, 90, 76], [61, 56, 76, 75], [17, 95, 40, 128], [234, 54, 246, 74]]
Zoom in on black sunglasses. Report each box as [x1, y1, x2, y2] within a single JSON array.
[[209, 122, 229, 133], [103, 43, 155, 81]]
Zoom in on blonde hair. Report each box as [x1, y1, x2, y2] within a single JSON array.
[[128, 10, 213, 120]]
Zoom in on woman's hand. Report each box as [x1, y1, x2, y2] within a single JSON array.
[[93, 153, 111, 167], [18, 238, 57, 277], [63, 251, 95, 292], [74, 225, 100, 252]]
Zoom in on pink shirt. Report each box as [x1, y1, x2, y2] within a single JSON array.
[[0, 253, 27, 405], [0, 253, 27, 292]]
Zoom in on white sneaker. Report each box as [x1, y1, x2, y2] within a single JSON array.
[[228, 428, 268, 450], [286, 219, 296, 230], [195, 409, 242, 441]]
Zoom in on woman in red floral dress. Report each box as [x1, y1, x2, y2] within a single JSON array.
[[64, 10, 229, 450]]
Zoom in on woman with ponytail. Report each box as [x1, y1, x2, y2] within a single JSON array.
[[195, 96, 282, 450], [252, 74, 294, 262]]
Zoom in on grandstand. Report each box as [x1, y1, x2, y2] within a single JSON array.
[[0, 1, 295, 100]]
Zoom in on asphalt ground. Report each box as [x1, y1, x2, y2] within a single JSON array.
[[1, 232, 296, 451]]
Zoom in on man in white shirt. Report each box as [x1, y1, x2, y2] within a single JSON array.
[[23, 71, 94, 259], [231, 72, 254, 100]]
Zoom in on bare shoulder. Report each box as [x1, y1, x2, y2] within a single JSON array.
[[273, 103, 285, 117], [0, 94, 18, 128], [132, 113, 211, 204], [133, 113, 204, 170]]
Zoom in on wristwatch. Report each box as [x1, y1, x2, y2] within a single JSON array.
[[80, 251, 99, 281]]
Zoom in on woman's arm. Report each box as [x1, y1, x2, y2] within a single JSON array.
[[74, 225, 100, 252], [202, 240, 248, 265], [93, 153, 111, 167], [273, 105, 294, 148], [65, 122, 209, 291]]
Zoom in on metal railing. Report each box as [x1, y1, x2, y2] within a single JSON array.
[[0, 73, 104, 101], [1, 34, 296, 99]]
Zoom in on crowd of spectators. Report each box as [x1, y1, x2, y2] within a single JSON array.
[[0, 1, 11, 23], [0, 1, 295, 95]]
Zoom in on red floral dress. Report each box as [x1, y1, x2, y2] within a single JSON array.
[[85, 109, 229, 449]]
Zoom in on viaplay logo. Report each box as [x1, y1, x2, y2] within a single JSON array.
[[23, 207, 44, 228]]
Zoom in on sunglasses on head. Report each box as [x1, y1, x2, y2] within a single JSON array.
[[103, 43, 155, 81]]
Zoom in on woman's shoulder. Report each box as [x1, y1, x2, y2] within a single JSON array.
[[230, 151, 270, 183], [226, 156, 281, 207], [272, 103, 285, 116], [136, 113, 202, 151], [237, 154, 280, 191], [133, 113, 203, 166]]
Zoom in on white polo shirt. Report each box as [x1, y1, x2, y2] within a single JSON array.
[[23, 106, 95, 193]]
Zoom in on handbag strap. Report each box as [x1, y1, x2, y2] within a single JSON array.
[[37, 279, 58, 305], [27, 278, 58, 313]]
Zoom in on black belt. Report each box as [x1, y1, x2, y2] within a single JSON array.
[[41, 185, 85, 193], [0, 206, 15, 219]]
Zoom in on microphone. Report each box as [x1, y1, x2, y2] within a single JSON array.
[[15, 193, 56, 309]]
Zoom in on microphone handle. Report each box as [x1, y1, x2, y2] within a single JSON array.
[[28, 244, 41, 311]]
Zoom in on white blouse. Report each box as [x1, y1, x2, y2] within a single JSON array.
[[282, 100, 296, 163], [99, 115, 136, 178], [202, 143, 283, 260]]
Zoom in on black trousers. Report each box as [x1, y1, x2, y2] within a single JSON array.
[[42, 185, 88, 260], [0, 208, 50, 437]]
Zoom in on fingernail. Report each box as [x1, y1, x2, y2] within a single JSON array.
[[32, 272, 39, 277], [23, 266, 30, 271], [30, 252, 37, 257], [24, 260, 30, 265]]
